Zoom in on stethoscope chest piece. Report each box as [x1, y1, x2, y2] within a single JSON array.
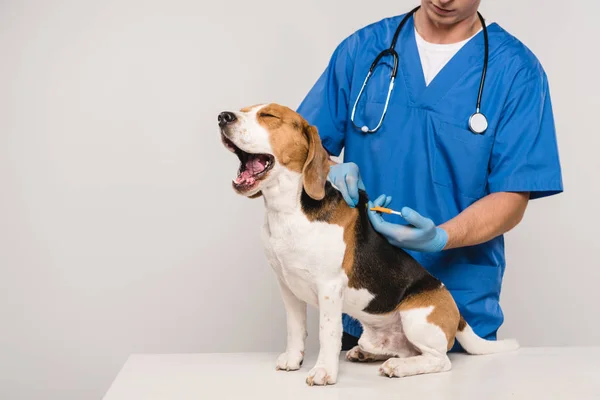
[[468, 112, 488, 134]]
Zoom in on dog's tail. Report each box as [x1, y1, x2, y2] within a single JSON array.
[[455, 315, 520, 355]]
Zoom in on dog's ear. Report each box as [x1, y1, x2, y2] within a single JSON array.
[[302, 124, 329, 200]]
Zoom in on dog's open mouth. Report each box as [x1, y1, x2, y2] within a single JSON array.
[[221, 134, 274, 189]]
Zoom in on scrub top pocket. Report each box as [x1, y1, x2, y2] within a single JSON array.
[[433, 121, 494, 200]]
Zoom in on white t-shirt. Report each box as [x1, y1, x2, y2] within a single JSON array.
[[414, 27, 483, 86]]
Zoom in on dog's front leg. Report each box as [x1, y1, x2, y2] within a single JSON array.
[[306, 276, 346, 386], [275, 277, 307, 371]]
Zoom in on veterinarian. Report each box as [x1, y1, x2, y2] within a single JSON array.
[[297, 0, 563, 352]]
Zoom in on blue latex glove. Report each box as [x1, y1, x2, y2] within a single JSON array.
[[328, 162, 366, 208], [367, 194, 448, 252]]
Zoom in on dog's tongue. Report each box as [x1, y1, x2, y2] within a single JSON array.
[[246, 156, 267, 175], [235, 156, 267, 185]]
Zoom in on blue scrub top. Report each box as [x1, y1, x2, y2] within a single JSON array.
[[297, 13, 563, 346]]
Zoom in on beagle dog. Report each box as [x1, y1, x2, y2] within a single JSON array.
[[218, 103, 519, 386]]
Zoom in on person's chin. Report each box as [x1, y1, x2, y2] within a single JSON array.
[[426, 4, 459, 24]]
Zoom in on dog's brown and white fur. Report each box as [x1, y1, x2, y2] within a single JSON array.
[[219, 103, 519, 386]]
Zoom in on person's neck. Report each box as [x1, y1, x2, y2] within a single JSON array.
[[414, 8, 481, 44]]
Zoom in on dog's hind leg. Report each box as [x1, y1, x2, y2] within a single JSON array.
[[379, 307, 452, 378], [346, 315, 419, 363]]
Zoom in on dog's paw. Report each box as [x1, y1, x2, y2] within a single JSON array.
[[306, 366, 337, 386], [379, 358, 400, 378], [275, 350, 304, 371], [345, 345, 379, 363]]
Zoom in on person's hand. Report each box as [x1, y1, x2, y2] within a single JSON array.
[[328, 162, 366, 208], [367, 194, 448, 252]]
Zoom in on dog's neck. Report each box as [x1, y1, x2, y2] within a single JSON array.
[[261, 169, 304, 214]]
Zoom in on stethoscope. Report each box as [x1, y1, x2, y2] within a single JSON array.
[[350, 5, 489, 135]]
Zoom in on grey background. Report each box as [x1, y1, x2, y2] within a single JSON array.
[[1, 1, 598, 399]]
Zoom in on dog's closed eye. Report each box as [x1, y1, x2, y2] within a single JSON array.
[[260, 113, 279, 119]]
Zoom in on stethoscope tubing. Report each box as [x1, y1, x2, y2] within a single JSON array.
[[351, 5, 489, 134]]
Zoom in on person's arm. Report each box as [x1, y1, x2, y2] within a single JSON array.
[[366, 62, 562, 253], [439, 64, 562, 249], [440, 191, 529, 250], [366, 191, 530, 253]]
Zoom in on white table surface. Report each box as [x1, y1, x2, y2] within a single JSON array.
[[103, 347, 600, 400]]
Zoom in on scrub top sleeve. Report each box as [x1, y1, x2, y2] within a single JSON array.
[[296, 35, 358, 157], [487, 66, 563, 199]]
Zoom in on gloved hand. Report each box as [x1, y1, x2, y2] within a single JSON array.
[[328, 162, 366, 208], [367, 194, 448, 252]]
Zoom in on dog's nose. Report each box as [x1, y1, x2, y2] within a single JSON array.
[[218, 111, 237, 127]]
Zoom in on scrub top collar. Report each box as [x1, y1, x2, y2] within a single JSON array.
[[397, 15, 501, 110]]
